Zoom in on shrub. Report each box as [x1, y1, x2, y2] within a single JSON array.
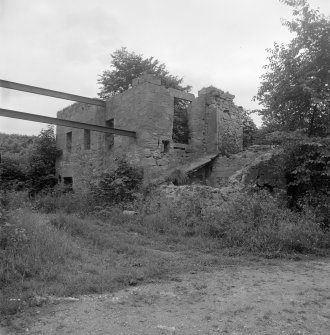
[[26, 126, 61, 195], [93, 158, 143, 205], [142, 189, 330, 256], [204, 191, 330, 254]]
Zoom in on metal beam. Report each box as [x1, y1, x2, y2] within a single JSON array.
[[0, 79, 106, 107], [0, 108, 136, 138]]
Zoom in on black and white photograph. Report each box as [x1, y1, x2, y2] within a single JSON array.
[[1, 0, 330, 334]]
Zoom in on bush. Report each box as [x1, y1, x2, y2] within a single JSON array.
[[203, 191, 330, 254], [26, 126, 61, 195], [93, 158, 143, 205], [142, 189, 330, 256]]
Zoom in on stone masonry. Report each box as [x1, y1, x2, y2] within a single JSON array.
[[55, 74, 243, 190]]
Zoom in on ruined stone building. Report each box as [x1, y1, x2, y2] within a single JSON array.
[[55, 74, 243, 190]]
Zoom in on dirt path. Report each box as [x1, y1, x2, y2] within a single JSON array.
[[3, 258, 330, 335]]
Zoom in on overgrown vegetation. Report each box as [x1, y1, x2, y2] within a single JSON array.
[[0, 126, 60, 194], [1, 187, 330, 315], [0, 133, 36, 156], [283, 139, 330, 228], [240, 108, 258, 148], [26, 126, 61, 195], [92, 158, 144, 206]]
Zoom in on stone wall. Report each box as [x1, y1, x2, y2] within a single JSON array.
[[189, 87, 243, 157], [104, 74, 187, 180], [55, 74, 244, 190], [56, 74, 196, 188], [56, 103, 106, 191]]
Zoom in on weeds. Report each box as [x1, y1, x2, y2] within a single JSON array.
[[0, 210, 81, 285], [1, 187, 330, 317], [141, 190, 330, 255]]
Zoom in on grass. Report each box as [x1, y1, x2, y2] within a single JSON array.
[[1, 188, 330, 317]]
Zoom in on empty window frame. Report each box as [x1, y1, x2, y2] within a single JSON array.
[[63, 177, 73, 191], [162, 140, 170, 153], [105, 119, 114, 149], [172, 98, 190, 144], [66, 131, 72, 152], [84, 129, 91, 150]]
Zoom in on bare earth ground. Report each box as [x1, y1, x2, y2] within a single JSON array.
[[2, 257, 330, 335]]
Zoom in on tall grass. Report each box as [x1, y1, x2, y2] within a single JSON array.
[[141, 190, 330, 255], [0, 209, 84, 315], [0, 210, 81, 285], [1, 188, 330, 317]]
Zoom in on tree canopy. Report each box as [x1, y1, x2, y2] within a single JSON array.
[[255, 0, 330, 136], [0, 126, 60, 193], [98, 47, 191, 99]]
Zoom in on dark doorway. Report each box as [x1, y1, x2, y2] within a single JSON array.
[[63, 176, 73, 190]]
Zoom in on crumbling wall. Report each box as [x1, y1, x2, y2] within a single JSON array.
[[189, 87, 243, 156], [105, 74, 195, 180], [55, 74, 244, 190]]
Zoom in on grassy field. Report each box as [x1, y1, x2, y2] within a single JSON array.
[[1, 189, 330, 318]]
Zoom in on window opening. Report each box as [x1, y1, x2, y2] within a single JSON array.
[[105, 119, 114, 149], [66, 131, 72, 152], [162, 140, 170, 153], [63, 177, 73, 191], [172, 98, 190, 144], [84, 129, 91, 150]]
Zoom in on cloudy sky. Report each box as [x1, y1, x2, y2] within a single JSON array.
[[1, 0, 329, 135]]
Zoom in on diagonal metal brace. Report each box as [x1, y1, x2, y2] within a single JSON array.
[[0, 108, 136, 138], [0, 79, 106, 107]]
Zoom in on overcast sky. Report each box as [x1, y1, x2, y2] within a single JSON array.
[[1, 0, 329, 135]]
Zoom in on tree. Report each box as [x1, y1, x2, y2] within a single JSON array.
[[283, 138, 330, 228], [255, 0, 330, 136], [27, 126, 61, 194], [238, 108, 258, 148], [0, 155, 26, 191], [98, 47, 191, 99]]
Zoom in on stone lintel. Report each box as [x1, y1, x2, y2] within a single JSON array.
[[168, 88, 195, 101]]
